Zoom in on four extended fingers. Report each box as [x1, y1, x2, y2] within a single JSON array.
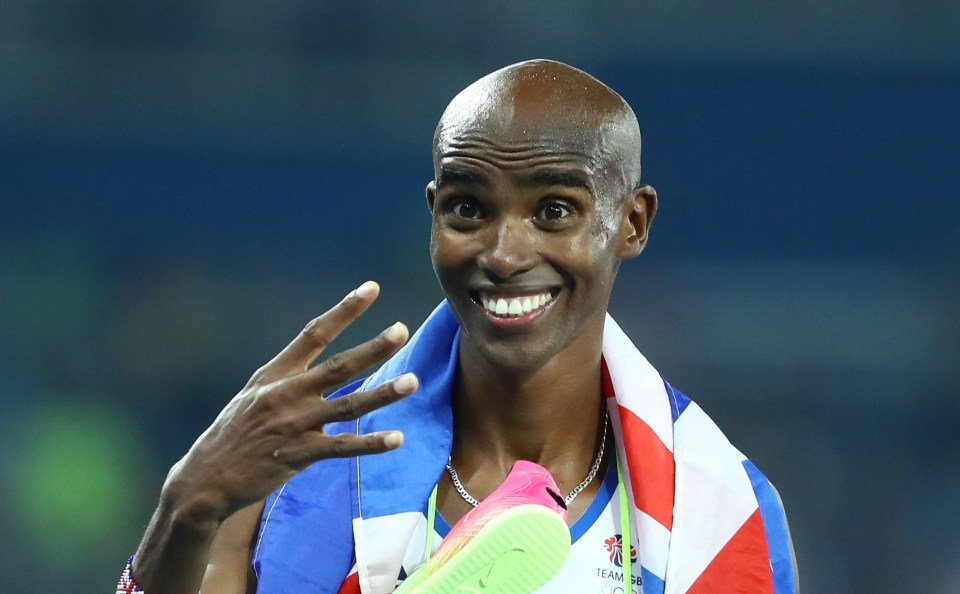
[[246, 281, 416, 468], [258, 281, 381, 382]]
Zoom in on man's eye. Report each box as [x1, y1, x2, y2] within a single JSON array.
[[451, 200, 482, 219], [538, 202, 572, 221]]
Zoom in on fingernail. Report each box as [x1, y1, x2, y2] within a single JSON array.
[[384, 431, 404, 448], [354, 281, 377, 299], [384, 321, 406, 342], [394, 373, 418, 394]]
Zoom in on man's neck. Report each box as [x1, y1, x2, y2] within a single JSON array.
[[449, 332, 606, 498]]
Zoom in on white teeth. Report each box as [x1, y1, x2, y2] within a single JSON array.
[[481, 292, 554, 317]]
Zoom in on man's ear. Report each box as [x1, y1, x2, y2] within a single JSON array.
[[618, 184, 658, 259], [425, 181, 438, 212]]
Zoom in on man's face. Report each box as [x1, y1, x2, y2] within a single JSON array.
[[428, 115, 627, 373]]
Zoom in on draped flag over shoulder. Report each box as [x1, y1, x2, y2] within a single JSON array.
[[252, 302, 796, 594]]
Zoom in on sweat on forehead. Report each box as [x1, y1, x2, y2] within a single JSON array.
[[433, 59, 643, 189]]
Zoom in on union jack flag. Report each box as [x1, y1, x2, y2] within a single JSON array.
[[253, 303, 796, 593]]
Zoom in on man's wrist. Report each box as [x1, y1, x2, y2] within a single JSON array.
[[156, 458, 230, 537], [157, 477, 226, 537]]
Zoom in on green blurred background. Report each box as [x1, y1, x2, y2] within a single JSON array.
[[1, 2, 958, 592]]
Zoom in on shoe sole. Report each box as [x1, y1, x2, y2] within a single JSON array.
[[396, 504, 571, 594]]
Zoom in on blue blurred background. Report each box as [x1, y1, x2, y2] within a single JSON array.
[[1, 2, 958, 592]]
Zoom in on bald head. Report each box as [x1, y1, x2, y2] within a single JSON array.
[[433, 60, 644, 209]]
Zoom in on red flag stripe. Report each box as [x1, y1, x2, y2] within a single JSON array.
[[617, 404, 675, 531], [602, 360, 675, 531], [686, 509, 774, 594], [336, 571, 361, 594]]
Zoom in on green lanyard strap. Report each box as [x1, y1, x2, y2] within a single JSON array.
[[616, 451, 632, 592], [425, 479, 438, 559]]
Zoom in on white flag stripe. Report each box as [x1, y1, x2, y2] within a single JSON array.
[[603, 316, 676, 452], [354, 512, 423, 594], [636, 508, 671, 580]]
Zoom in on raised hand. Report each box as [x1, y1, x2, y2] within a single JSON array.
[[131, 281, 416, 594], [165, 280, 417, 524]]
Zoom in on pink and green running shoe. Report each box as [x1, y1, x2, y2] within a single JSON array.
[[395, 460, 571, 594]]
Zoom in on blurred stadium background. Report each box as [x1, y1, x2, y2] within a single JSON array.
[[1, 2, 958, 592]]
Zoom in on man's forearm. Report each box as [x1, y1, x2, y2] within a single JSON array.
[[116, 284, 413, 592]]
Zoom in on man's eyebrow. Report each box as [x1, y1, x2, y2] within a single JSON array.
[[519, 169, 593, 192], [437, 166, 490, 188]]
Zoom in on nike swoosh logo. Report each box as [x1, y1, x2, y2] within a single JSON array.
[[456, 548, 527, 593]]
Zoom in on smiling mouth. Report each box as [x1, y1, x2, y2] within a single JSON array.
[[470, 289, 559, 318]]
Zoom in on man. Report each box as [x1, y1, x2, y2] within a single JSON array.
[[120, 59, 798, 593]]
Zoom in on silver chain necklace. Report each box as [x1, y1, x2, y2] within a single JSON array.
[[445, 410, 609, 507]]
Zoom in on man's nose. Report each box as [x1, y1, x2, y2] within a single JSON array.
[[478, 221, 538, 281]]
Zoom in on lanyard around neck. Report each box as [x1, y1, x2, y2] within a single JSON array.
[[424, 450, 632, 592]]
